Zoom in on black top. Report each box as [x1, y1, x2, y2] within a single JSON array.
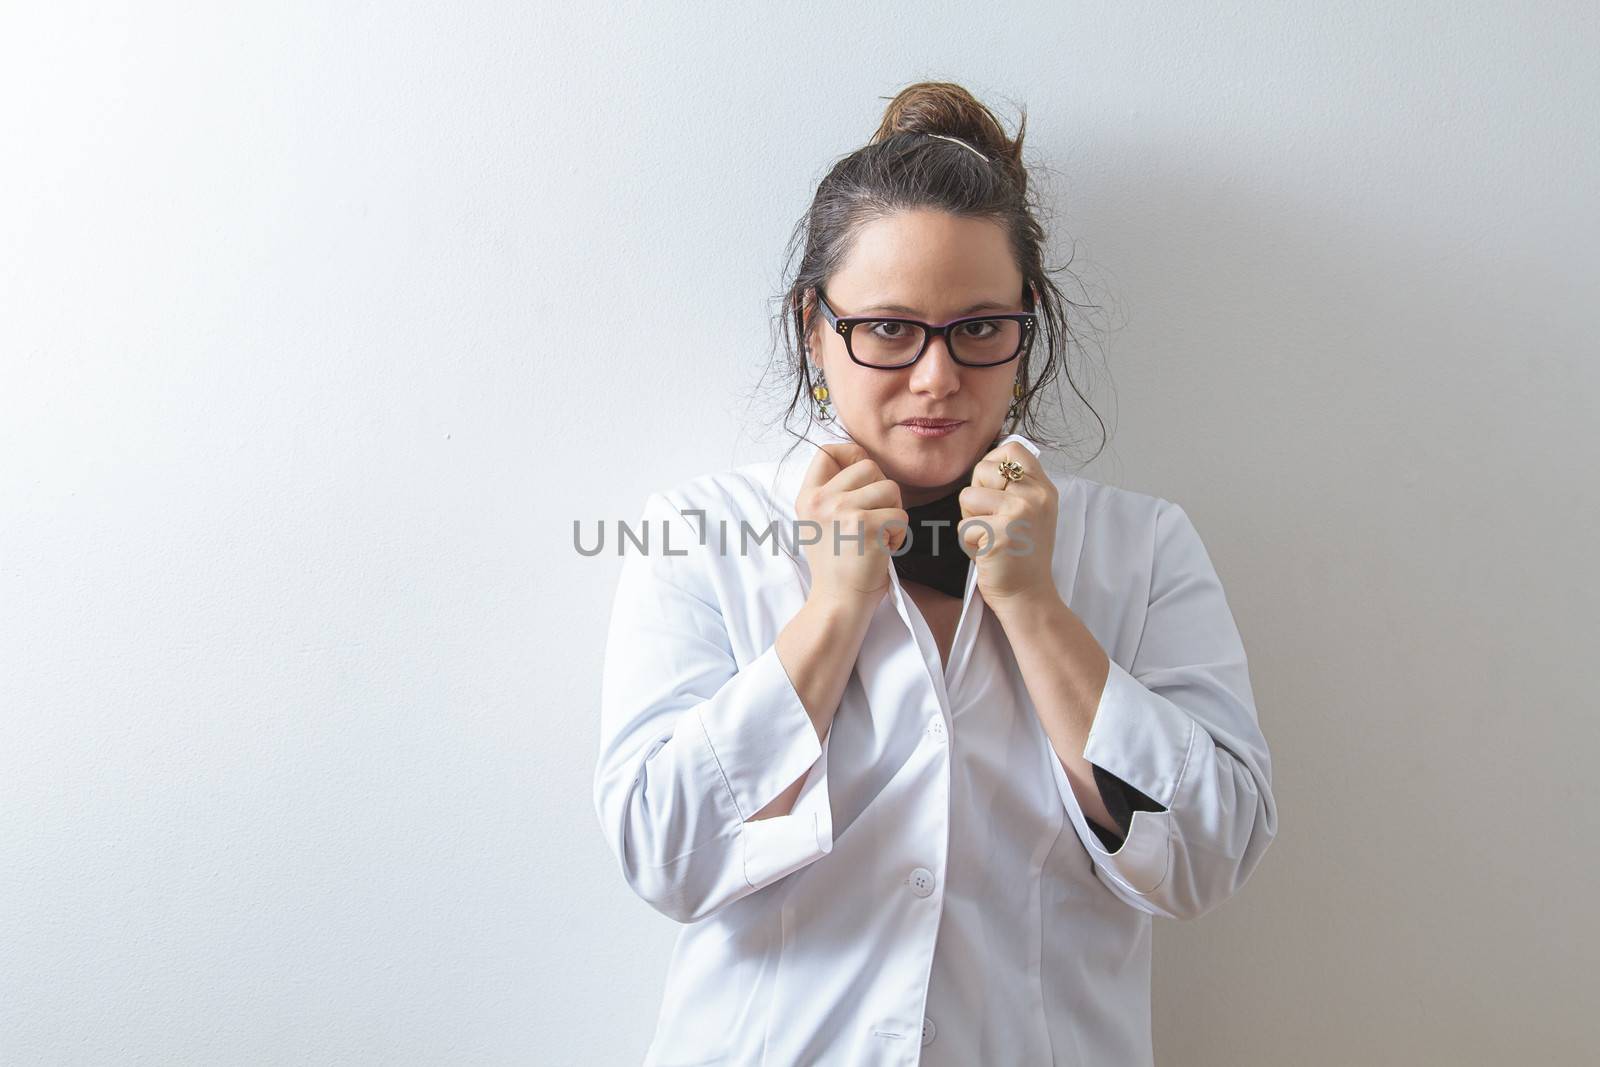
[[891, 482, 972, 598], [892, 478, 1166, 852]]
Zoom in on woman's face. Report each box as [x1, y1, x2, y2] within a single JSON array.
[[806, 208, 1027, 507]]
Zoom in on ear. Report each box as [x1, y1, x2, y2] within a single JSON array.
[[799, 289, 822, 367]]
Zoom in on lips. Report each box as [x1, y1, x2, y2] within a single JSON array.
[[899, 418, 965, 439]]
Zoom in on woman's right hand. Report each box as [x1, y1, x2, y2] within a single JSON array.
[[795, 442, 908, 610]]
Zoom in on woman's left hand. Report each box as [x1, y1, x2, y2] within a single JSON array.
[[958, 442, 1060, 611]]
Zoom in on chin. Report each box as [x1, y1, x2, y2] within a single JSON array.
[[879, 431, 978, 486]]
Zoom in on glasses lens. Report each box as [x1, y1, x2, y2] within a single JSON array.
[[949, 318, 1023, 365], [850, 321, 927, 367]]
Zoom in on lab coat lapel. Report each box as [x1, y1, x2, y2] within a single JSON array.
[[766, 423, 933, 766]]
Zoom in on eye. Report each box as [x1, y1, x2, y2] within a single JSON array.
[[958, 320, 999, 338], [869, 321, 913, 339]]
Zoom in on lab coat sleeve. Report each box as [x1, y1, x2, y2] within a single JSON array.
[[593, 490, 834, 925], [1050, 502, 1278, 920]]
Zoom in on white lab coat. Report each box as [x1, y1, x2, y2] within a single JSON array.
[[593, 419, 1277, 1066]]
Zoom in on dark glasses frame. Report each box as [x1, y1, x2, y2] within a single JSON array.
[[813, 283, 1038, 369]]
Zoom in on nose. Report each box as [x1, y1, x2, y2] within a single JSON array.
[[908, 334, 961, 397]]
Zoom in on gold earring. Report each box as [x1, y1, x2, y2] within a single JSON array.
[[812, 368, 834, 423], [1006, 380, 1023, 423]]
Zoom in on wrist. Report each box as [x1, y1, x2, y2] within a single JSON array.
[[984, 587, 1068, 630], [804, 587, 882, 629]]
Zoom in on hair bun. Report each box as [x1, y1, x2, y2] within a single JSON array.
[[870, 81, 1028, 192]]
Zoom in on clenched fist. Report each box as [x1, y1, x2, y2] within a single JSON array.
[[795, 442, 909, 610], [957, 442, 1059, 609]]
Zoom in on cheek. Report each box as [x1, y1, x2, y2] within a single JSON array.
[[978, 375, 1017, 411], [833, 366, 896, 406]]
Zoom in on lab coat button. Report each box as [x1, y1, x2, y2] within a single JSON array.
[[927, 716, 946, 740], [908, 867, 935, 897], [922, 1015, 937, 1046]]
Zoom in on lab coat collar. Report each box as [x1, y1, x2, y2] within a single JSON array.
[[767, 420, 1048, 696]]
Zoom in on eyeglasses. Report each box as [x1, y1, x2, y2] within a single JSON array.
[[814, 284, 1037, 369]]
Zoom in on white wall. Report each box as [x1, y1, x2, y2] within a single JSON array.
[[4, 2, 1596, 1063]]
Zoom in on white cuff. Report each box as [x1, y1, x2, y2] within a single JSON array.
[[1082, 657, 1197, 814], [741, 726, 834, 890], [695, 642, 824, 822], [1063, 657, 1201, 894]]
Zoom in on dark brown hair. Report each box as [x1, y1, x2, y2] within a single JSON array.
[[763, 80, 1108, 467]]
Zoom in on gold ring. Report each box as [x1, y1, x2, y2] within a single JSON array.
[[998, 458, 1025, 483]]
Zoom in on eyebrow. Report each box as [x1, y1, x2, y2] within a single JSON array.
[[856, 299, 1014, 317]]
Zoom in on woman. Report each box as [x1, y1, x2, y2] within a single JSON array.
[[594, 82, 1277, 1066]]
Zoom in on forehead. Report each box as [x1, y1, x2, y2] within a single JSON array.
[[829, 209, 1021, 311]]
